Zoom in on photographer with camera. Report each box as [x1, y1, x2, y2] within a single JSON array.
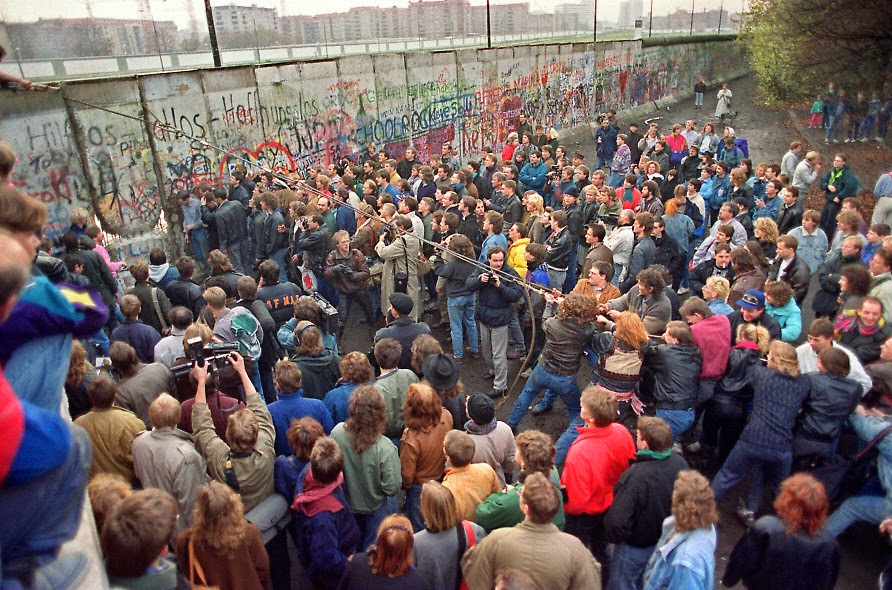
[[376, 215, 422, 321], [203, 286, 265, 399], [325, 230, 373, 341], [291, 213, 335, 305], [467, 246, 523, 399]]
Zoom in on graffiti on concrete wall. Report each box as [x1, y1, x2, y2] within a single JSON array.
[[0, 39, 746, 259]]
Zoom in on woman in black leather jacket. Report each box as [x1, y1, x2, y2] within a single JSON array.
[[701, 323, 770, 468]]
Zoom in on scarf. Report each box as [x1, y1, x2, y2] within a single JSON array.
[[465, 420, 497, 436], [291, 470, 345, 517], [834, 312, 882, 337]]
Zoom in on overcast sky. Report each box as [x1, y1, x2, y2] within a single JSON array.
[[2, 0, 740, 26]]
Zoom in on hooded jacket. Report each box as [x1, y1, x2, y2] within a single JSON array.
[[293, 350, 342, 400]]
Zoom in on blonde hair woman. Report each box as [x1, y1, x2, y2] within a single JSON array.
[[176, 481, 270, 590], [711, 340, 811, 525]]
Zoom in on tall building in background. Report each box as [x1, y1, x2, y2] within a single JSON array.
[[619, 0, 644, 28], [212, 4, 279, 36]]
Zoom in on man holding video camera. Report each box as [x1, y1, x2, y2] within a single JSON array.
[[291, 214, 335, 305]]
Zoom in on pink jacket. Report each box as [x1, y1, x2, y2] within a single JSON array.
[[94, 245, 125, 277], [691, 313, 731, 380]]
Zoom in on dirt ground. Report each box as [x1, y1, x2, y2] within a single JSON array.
[[338, 74, 891, 590]]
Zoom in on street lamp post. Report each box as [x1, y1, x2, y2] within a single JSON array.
[[648, 0, 654, 38], [203, 0, 221, 67], [486, 0, 492, 48], [690, 0, 695, 35], [593, 0, 598, 43], [718, 0, 724, 33]]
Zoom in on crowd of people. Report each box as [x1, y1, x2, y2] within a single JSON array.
[[2, 78, 892, 590]]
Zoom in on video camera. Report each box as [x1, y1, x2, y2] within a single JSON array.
[[171, 338, 239, 378], [335, 157, 351, 177], [545, 164, 561, 181]]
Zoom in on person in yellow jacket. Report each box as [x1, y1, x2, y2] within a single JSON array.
[[507, 222, 531, 276]]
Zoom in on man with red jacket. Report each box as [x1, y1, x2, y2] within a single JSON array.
[[561, 385, 635, 585]]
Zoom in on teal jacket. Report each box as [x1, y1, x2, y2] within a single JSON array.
[[819, 165, 860, 202]]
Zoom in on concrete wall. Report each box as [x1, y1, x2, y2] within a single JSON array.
[[0, 38, 746, 261]]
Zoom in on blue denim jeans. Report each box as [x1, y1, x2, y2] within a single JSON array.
[[825, 116, 842, 142], [608, 543, 655, 590], [269, 248, 289, 284], [189, 227, 209, 268], [563, 247, 578, 293], [694, 92, 704, 107], [608, 171, 625, 188], [508, 365, 582, 464], [0, 425, 91, 577], [711, 440, 792, 513], [447, 294, 478, 358], [405, 483, 425, 533], [825, 492, 892, 537], [354, 494, 399, 551], [507, 306, 525, 352], [656, 409, 695, 441], [90, 328, 110, 357], [612, 263, 624, 287]]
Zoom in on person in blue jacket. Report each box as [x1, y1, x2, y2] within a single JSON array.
[[595, 119, 618, 171], [519, 149, 549, 197], [292, 436, 360, 590], [268, 359, 334, 456]]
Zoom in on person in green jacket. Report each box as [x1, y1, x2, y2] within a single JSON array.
[[819, 153, 860, 238], [475, 429, 565, 532], [330, 384, 401, 550]]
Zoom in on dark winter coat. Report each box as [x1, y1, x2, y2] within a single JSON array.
[[467, 266, 523, 327]]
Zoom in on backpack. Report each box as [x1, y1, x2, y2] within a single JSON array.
[[230, 310, 263, 361], [734, 138, 749, 158]]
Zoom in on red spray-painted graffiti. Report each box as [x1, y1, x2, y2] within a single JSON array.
[[218, 141, 297, 178]]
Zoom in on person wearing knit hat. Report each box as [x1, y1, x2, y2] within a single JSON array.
[[464, 394, 517, 487]]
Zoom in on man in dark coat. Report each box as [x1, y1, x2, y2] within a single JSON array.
[[374, 293, 430, 371]]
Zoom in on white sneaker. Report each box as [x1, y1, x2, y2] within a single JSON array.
[[677, 286, 690, 295]]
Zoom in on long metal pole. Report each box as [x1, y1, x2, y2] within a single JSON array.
[[486, 0, 492, 48], [690, 0, 695, 35], [648, 0, 654, 37], [593, 0, 598, 42], [204, 0, 222, 67], [718, 0, 724, 33]]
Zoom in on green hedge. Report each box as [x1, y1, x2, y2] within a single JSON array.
[[641, 33, 738, 48]]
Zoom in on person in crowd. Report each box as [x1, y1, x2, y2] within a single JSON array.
[[727, 250, 768, 312], [325, 229, 373, 340], [835, 296, 891, 364], [65, 341, 96, 421], [869, 247, 892, 322], [711, 341, 811, 525], [788, 210, 829, 273], [690, 242, 735, 298], [100, 488, 179, 589], [814, 236, 864, 318], [256, 259, 302, 329], [605, 417, 689, 590], [792, 151, 822, 196], [176, 480, 270, 590], [701, 323, 769, 467], [776, 186, 804, 235], [792, 346, 861, 466], [111, 294, 162, 364], [109, 340, 176, 428], [59, 230, 118, 320], [191, 352, 275, 513], [619, 212, 657, 293], [543, 210, 574, 291], [203, 285, 265, 395], [753, 216, 779, 260], [476, 430, 565, 532], [153, 306, 192, 368], [339, 514, 430, 589], [699, 275, 733, 316], [374, 292, 431, 370], [464, 393, 516, 487], [604, 266, 672, 336], [267, 359, 333, 456], [376, 215, 422, 318], [373, 338, 419, 442], [165, 257, 205, 318], [461, 472, 601, 590], [467, 246, 523, 399], [291, 320, 341, 400], [561, 385, 636, 582], [796, 318, 873, 394], [434, 234, 480, 362], [321, 351, 373, 425], [204, 249, 243, 299], [442, 430, 501, 521], [767, 235, 812, 305], [417, 350, 466, 430], [291, 437, 360, 589], [414, 481, 487, 590], [273, 416, 324, 503], [400, 382, 453, 532], [147, 247, 179, 290], [819, 153, 860, 238], [723, 473, 840, 590], [642, 321, 702, 441], [642, 470, 718, 590], [278, 296, 340, 355], [330, 384, 400, 550], [764, 280, 802, 343], [508, 295, 599, 463], [74, 375, 145, 483], [132, 393, 209, 534], [217, 181, 251, 273]]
